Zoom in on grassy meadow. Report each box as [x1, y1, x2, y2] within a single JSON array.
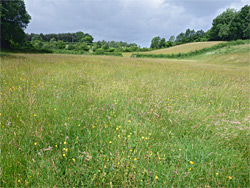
[[141, 41, 224, 54], [1, 44, 250, 187]]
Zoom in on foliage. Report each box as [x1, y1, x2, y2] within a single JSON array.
[[26, 32, 94, 43], [150, 36, 161, 48], [0, 0, 31, 48]]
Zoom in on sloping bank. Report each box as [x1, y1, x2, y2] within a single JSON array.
[[131, 40, 249, 59]]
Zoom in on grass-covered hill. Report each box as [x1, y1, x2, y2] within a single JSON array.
[[141, 41, 224, 54], [132, 40, 249, 59]]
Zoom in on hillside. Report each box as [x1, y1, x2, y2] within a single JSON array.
[[142, 41, 224, 54]]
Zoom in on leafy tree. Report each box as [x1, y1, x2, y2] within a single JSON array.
[[209, 8, 237, 40], [81, 35, 94, 44], [230, 5, 250, 40], [79, 43, 89, 51], [76, 31, 84, 42], [57, 40, 66, 49], [150, 36, 161, 49], [32, 34, 43, 41], [1, 0, 31, 48], [103, 43, 109, 50], [169, 36, 175, 42], [159, 38, 166, 48]]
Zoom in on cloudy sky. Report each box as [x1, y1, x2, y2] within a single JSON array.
[[24, 0, 249, 47]]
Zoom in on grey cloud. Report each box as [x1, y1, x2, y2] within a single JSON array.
[[24, 0, 247, 47]]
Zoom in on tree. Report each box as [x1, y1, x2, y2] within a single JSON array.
[[159, 38, 166, 48], [209, 8, 237, 40], [150, 36, 161, 49], [230, 5, 250, 40], [80, 35, 94, 44], [0, 0, 31, 48], [169, 36, 175, 42], [57, 40, 66, 49]]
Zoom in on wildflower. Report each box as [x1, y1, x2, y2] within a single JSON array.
[[190, 161, 194, 165], [158, 157, 160, 160], [118, 162, 120, 165], [118, 135, 121, 138], [128, 120, 131, 123], [55, 145, 58, 147], [64, 142, 66, 145], [34, 114, 36, 117], [54, 108, 56, 111], [18, 180, 20, 183], [134, 171, 136, 174], [72, 158, 75, 162], [155, 176, 159, 180], [63, 154, 66, 157], [0, 113, 1, 116], [228, 176, 233, 180], [148, 133, 151, 136], [34, 142, 37, 146], [189, 168, 192, 171], [116, 128, 119, 130], [78, 124, 80, 127], [134, 158, 137, 161], [178, 149, 181, 151], [216, 173, 219, 176], [109, 141, 112, 144]]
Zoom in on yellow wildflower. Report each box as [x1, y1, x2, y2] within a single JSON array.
[[216, 173, 219, 176], [228, 176, 233, 180], [190, 161, 194, 165], [155, 176, 159, 180], [34, 142, 37, 146]]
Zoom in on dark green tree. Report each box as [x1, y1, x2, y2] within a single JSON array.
[[230, 5, 250, 40], [159, 38, 166, 48], [150, 36, 161, 49], [209, 8, 237, 40], [0, 0, 31, 48]]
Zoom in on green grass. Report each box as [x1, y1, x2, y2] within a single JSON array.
[[132, 40, 249, 59], [1, 49, 249, 187]]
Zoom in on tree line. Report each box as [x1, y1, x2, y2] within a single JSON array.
[[150, 5, 250, 49], [1, 0, 249, 53]]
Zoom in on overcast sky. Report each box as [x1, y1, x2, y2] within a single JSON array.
[[24, 0, 249, 47]]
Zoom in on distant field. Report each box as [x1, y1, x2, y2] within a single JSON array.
[[141, 41, 225, 54], [1, 47, 249, 187]]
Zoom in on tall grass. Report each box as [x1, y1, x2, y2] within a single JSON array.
[[0, 52, 249, 187]]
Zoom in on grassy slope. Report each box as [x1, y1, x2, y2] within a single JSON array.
[[141, 41, 225, 54], [1, 48, 249, 187]]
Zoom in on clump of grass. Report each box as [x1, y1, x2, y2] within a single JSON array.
[[0, 52, 249, 187]]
